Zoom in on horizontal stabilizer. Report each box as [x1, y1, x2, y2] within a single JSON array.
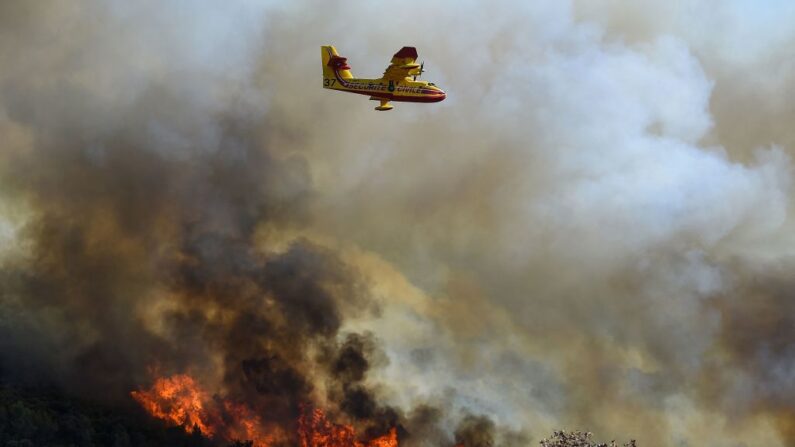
[[327, 55, 351, 70], [321, 45, 353, 79]]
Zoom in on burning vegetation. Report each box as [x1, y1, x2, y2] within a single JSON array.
[[4, 2, 795, 447], [0, 91, 516, 444], [131, 374, 215, 437], [298, 407, 398, 447], [128, 373, 634, 447], [130, 373, 398, 447]]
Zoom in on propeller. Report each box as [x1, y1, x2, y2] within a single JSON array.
[[413, 61, 425, 81]]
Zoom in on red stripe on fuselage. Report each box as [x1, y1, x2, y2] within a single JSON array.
[[332, 70, 445, 102]]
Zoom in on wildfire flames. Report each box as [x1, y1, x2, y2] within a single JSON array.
[[131, 374, 215, 436], [132, 374, 398, 447], [298, 407, 397, 447]]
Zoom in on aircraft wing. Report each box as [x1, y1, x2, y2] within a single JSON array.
[[382, 46, 421, 81]]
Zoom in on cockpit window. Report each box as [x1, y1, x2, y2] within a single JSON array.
[[428, 83, 435, 86]]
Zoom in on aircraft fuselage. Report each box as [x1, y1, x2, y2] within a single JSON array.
[[321, 45, 446, 110], [324, 75, 446, 103]]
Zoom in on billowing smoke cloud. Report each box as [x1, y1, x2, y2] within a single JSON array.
[[0, 1, 402, 443], [1, 1, 794, 446]]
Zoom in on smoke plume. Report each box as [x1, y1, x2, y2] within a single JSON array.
[[1, 1, 794, 446]]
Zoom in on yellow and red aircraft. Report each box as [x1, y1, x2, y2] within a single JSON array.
[[321, 45, 446, 111]]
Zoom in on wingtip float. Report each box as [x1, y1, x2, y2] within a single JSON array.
[[321, 45, 446, 111]]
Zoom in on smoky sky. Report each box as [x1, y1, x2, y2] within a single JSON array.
[[1, 1, 795, 446]]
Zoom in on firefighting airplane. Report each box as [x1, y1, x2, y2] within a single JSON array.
[[322, 45, 446, 111]]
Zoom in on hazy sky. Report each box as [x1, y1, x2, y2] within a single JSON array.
[[1, 2, 794, 446]]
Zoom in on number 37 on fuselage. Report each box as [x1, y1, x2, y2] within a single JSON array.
[[321, 45, 446, 111]]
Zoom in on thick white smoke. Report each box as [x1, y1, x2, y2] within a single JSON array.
[[1, 1, 793, 446]]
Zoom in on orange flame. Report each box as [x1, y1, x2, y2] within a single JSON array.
[[221, 400, 280, 447], [299, 407, 398, 447], [130, 373, 214, 436], [131, 374, 278, 446], [132, 374, 398, 447]]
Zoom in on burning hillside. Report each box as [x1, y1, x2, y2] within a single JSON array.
[[130, 373, 397, 447], [131, 375, 216, 438], [1, 2, 795, 447]]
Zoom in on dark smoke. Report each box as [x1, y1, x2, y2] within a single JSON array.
[[454, 415, 496, 447], [0, 79, 349, 423], [3, 1, 795, 446], [0, 7, 387, 442], [454, 414, 528, 447], [0, 3, 511, 445], [703, 268, 795, 441]]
